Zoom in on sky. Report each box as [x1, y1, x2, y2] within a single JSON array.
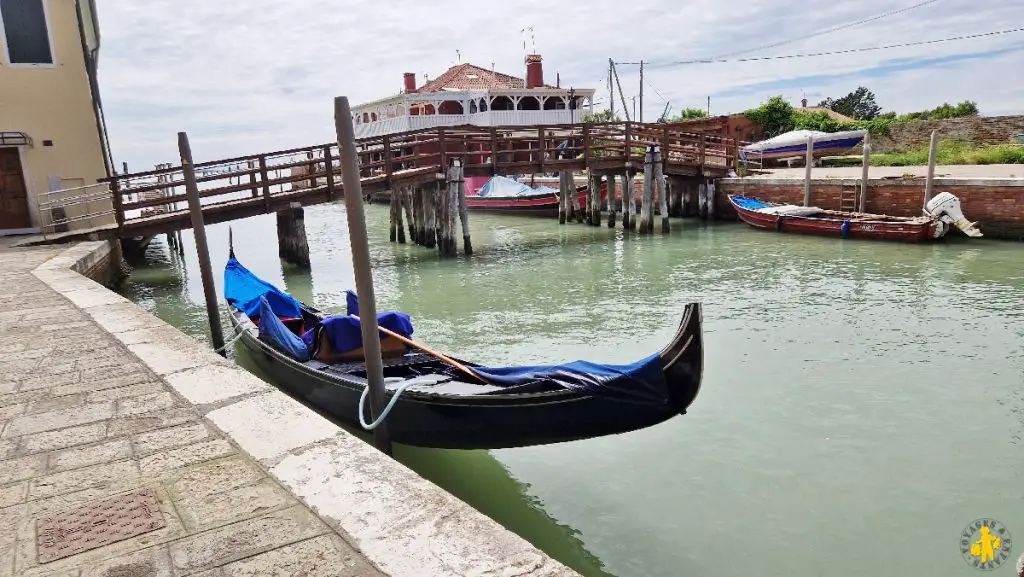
[[94, 0, 1024, 172]]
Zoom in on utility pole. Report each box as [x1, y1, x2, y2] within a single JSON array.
[[639, 60, 644, 123], [608, 58, 615, 117]]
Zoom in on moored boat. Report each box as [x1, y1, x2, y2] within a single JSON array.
[[464, 175, 591, 217], [223, 252, 705, 449], [728, 192, 983, 242], [741, 129, 868, 162]]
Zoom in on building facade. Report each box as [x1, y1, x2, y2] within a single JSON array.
[[0, 0, 112, 235]]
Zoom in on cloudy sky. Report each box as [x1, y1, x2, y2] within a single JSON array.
[[94, 0, 1024, 171]]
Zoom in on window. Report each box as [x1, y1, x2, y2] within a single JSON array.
[[0, 0, 54, 65]]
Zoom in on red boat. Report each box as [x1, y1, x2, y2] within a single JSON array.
[[728, 194, 950, 242], [464, 176, 593, 217]]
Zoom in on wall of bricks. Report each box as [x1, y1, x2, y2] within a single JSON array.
[[873, 115, 1024, 153], [716, 178, 1024, 240]]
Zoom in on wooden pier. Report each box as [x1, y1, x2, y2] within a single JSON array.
[[99, 121, 738, 239]]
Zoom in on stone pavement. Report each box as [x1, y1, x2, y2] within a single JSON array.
[[0, 245, 384, 576]]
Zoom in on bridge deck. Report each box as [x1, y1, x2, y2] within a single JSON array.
[[97, 122, 737, 238]]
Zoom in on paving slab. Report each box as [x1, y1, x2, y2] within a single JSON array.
[[0, 241, 577, 577]]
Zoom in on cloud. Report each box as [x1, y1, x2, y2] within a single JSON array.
[[94, 0, 1024, 170]]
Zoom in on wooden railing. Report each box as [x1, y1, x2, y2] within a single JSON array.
[[103, 122, 738, 234]]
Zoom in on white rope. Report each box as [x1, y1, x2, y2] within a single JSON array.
[[214, 330, 246, 353], [358, 375, 447, 430]]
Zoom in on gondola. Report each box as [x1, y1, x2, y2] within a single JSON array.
[[223, 252, 704, 450]]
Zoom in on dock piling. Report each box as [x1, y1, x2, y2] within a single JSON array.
[[567, 171, 583, 223], [623, 172, 635, 230], [333, 96, 392, 455], [859, 133, 870, 213], [388, 188, 399, 243], [178, 131, 226, 357], [655, 148, 669, 233], [454, 160, 473, 255], [924, 129, 938, 208], [413, 186, 425, 245], [639, 147, 653, 234], [424, 183, 437, 249], [589, 173, 601, 226], [558, 171, 568, 224], [276, 202, 311, 268], [402, 187, 415, 243], [440, 169, 456, 257], [803, 135, 814, 207], [607, 175, 617, 228]]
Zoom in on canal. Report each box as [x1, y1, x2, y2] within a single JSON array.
[[119, 203, 1024, 577]]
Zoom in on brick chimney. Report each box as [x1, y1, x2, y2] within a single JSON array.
[[403, 72, 417, 93], [525, 54, 543, 89]]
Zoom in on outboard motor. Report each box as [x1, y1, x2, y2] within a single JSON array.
[[924, 192, 983, 238]]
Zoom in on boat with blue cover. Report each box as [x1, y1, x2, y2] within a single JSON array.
[[223, 252, 705, 449]]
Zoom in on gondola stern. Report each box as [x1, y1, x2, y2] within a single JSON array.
[[660, 302, 705, 414]]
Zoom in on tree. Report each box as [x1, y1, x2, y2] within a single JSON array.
[[583, 110, 621, 123], [818, 86, 882, 120], [743, 96, 796, 137], [672, 107, 710, 121]]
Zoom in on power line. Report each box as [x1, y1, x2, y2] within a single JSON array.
[[614, 27, 1024, 67], [709, 0, 942, 61]]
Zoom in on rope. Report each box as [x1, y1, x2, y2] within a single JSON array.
[[214, 330, 246, 353], [358, 375, 448, 430]]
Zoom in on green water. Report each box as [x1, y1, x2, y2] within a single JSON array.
[[120, 203, 1024, 577]]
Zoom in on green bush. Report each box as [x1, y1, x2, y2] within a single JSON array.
[[822, 140, 1024, 166]]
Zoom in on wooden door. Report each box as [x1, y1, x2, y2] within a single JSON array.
[[0, 148, 32, 229]]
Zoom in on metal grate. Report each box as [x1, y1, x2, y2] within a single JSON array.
[[35, 489, 165, 563]]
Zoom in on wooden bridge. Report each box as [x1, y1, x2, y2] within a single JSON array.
[[96, 121, 738, 239]]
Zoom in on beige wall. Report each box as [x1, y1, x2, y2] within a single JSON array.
[[0, 0, 111, 231]]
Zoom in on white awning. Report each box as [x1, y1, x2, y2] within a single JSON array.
[[0, 132, 33, 147]]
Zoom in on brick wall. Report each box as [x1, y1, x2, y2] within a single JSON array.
[[717, 178, 1024, 240], [873, 115, 1024, 153]]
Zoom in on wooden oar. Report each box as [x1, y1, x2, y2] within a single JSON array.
[[350, 315, 488, 384]]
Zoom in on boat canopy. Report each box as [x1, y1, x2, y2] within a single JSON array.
[[477, 175, 557, 198], [741, 129, 867, 156], [224, 257, 303, 320]]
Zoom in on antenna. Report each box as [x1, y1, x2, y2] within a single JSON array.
[[456, 49, 461, 62]]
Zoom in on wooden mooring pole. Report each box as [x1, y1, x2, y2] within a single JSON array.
[[803, 135, 814, 207], [568, 171, 583, 223], [423, 183, 437, 249], [924, 129, 939, 209], [589, 172, 601, 226], [178, 131, 226, 356], [388, 188, 399, 243], [623, 172, 635, 230], [277, 202, 311, 268], [558, 171, 568, 224], [639, 146, 653, 233], [439, 168, 456, 257], [413, 186, 425, 245], [607, 174, 617, 228], [859, 132, 870, 213], [402, 187, 415, 244], [333, 96, 392, 455], [454, 160, 473, 255], [655, 147, 669, 233]]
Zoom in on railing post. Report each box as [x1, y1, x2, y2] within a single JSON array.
[[109, 178, 124, 231], [323, 144, 336, 201], [624, 122, 633, 165], [699, 135, 706, 168], [248, 159, 258, 198], [258, 155, 271, 213], [662, 125, 670, 167], [307, 150, 317, 189], [582, 124, 591, 167]]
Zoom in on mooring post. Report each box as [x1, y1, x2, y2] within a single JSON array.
[[589, 172, 601, 225], [333, 96, 392, 455], [402, 187, 415, 243], [423, 183, 437, 249], [639, 146, 653, 234], [395, 188, 406, 244], [804, 135, 814, 207], [388, 188, 398, 242], [558, 170, 568, 224], [178, 131, 226, 356], [859, 132, 871, 213], [924, 129, 938, 209], [276, 202, 311, 268], [623, 172, 634, 230], [607, 174, 617, 228], [706, 178, 716, 220], [413, 186, 425, 245], [439, 170, 455, 257], [655, 147, 669, 233], [454, 159, 472, 255], [568, 171, 583, 223]]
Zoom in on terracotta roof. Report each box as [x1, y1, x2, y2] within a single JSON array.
[[416, 63, 555, 92]]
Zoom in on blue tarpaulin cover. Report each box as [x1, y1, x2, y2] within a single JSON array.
[[302, 312, 415, 355], [224, 257, 303, 320], [472, 353, 669, 406], [730, 196, 773, 211], [258, 296, 310, 361]]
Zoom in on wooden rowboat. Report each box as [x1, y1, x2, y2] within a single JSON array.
[[223, 254, 705, 450], [728, 194, 949, 242]]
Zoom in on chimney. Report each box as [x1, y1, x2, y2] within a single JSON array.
[[525, 54, 543, 89], [801, 98, 808, 108], [403, 72, 417, 93]]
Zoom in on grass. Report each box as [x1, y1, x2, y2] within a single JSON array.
[[822, 140, 1024, 167]]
